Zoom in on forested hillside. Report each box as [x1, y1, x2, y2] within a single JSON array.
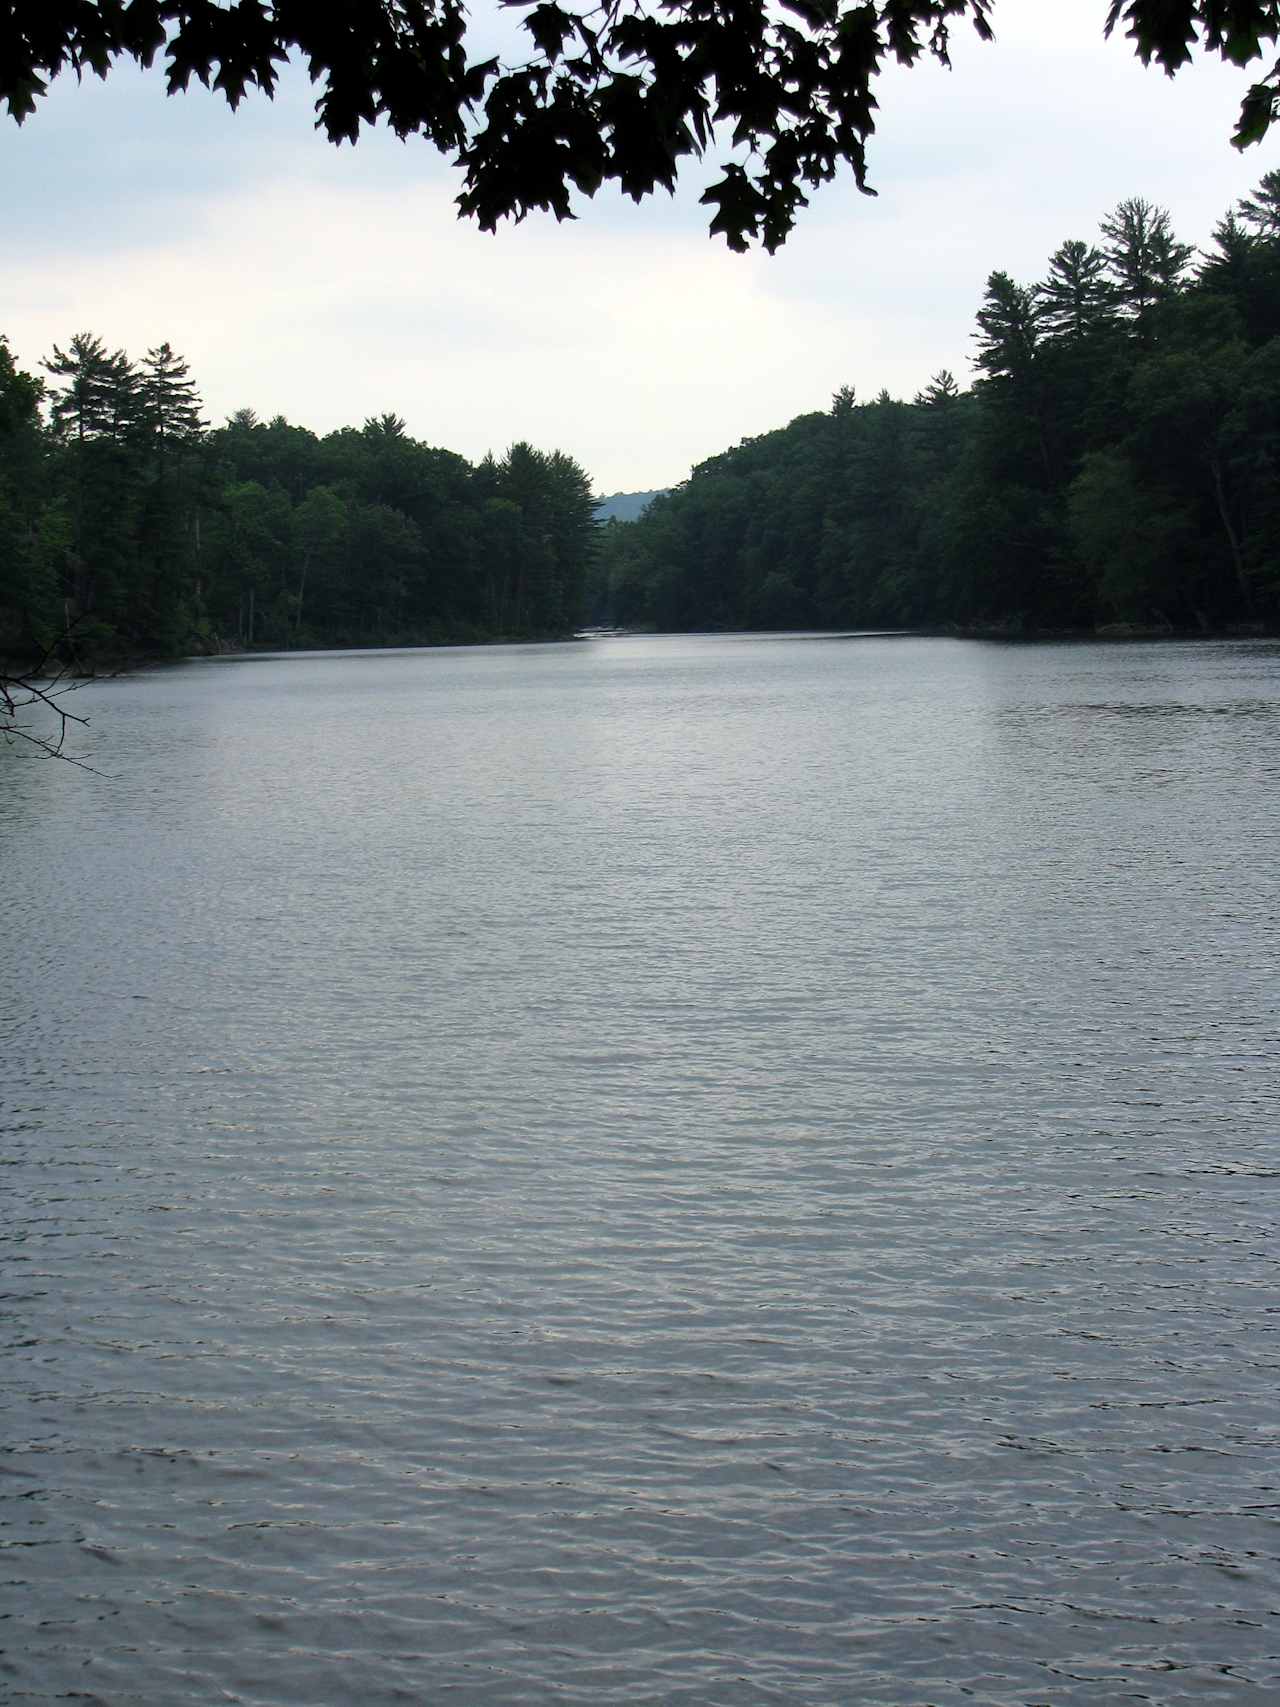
[[6, 175, 1280, 670], [598, 179, 1280, 635], [0, 338, 597, 661]]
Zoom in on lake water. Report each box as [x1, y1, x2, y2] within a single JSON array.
[[2, 633, 1279, 1705]]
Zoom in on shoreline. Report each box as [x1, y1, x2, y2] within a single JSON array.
[[7, 621, 1276, 684]]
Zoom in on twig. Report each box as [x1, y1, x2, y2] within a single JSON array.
[[0, 624, 105, 772]]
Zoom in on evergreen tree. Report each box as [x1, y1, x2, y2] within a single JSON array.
[[1236, 168, 1280, 237], [43, 332, 135, 442], [139, 342, 206, 460], [974, 272, 1040, 383], [1195, 196, 1280, 344], [1037, 240, 1117, 341], [0, 337, 58, 655], [913, 369, 960, 407], [130, 345, 208, 650], [486, 442, 595, 634], [542, 449, 597, 632], [40, 333, 145, 639], [1099, 198, 1193, 334], [973, 271, 1058, 491], [363, 412, 408, 439], [1198, 212, 1256, 292]]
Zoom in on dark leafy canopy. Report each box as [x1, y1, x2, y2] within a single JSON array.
[[4, 4, 1279, 251]]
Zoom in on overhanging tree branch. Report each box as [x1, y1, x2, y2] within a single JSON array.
[[2, 4, 1277, 249], [0, 632, 101, 771]]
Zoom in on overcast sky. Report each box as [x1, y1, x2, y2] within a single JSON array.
[[3, 1, 1275, 493]]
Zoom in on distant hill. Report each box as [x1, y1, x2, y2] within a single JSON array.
[[594, 489, 666, 523]]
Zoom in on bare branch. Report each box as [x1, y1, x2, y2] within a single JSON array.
[[1, 622, 104, 772]]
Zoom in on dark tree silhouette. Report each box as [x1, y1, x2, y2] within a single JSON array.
[[4, 3, 1279, 251]]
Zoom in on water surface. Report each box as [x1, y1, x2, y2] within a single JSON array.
[[3, 634, 1279, 1704]]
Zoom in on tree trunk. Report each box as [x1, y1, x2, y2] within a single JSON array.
[[296, 551, 310, 642], [1209, 451, 1252, 611]]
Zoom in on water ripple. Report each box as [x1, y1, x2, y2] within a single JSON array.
[[2, 636, 1278, 1704]]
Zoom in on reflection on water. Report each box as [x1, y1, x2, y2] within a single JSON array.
[[1052, 697, 1280, 717], [2, 635, 1279, 1705]]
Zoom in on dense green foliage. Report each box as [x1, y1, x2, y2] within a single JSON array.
[[7, 175, 1280, 682], [0, 339, 596, 662], [595, 179, 1280, 634], [6, 4, 1280, 250]]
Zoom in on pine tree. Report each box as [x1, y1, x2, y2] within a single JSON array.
[[974, 273, 1040, 384], [1236, 169, 1280, 238], [139, 342, 205, 459], [1037, 240, 1117, 341], [913, 369, 960, 407], [363, 412, 408, 439], [0, 337, 57, 655], [42, 332, 135, 441], [1099, 198, 1193, 334], [1197, 212, 1256, 292]]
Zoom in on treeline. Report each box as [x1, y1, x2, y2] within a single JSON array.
[[596, 177, 1280, 634], [8, 175, 1280, 665], [0, 334, 597, 661]]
